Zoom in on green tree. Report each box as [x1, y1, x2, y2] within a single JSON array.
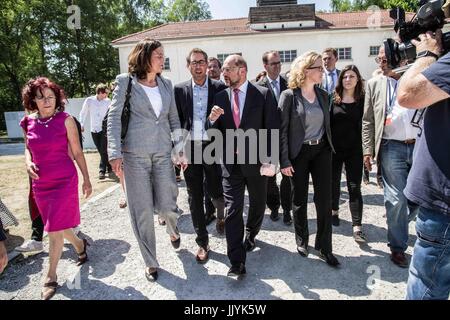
[[164, 0, 212, 22], [330, 0, 418, 12]]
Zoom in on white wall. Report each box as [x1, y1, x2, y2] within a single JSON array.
[[4, 98, 96, 150], [115, 27, 398, 84]]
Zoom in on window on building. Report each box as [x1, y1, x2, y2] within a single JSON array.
[[163, 58, 170, 70], [369, 46, 380, 56], [337, 47, 352, 60], [278, 50, 297, 63], [217, 53, 242, 65]]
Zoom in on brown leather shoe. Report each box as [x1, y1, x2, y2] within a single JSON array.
[[195, 246, 210, 264], [216, 218, 225, 235], [390, 252, 408, 268]]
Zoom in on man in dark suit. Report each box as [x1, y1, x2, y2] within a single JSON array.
[[321, 48, 341, 94], [207, 55, 279, 277], [256, 50, 292, 225], [174, 48, 227, 263]]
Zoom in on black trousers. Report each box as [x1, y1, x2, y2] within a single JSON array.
[[291, 141, 333, 253], [184, 144, 224, 249], [91, 131, 111, 173], [223, 165, 267, 266], [331, 150, 363, 226], [28, 179, 43, 241], [266, 174, 292, 212]]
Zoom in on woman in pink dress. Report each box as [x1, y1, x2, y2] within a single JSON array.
[[20, 77, 92, 300]]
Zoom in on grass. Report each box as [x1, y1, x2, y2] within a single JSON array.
[[0, 152, 120, 252]]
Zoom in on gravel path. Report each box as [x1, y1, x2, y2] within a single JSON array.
[[0, 171, 416, 300]]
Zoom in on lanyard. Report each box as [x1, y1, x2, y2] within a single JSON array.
[[387, 79, 398, 108]]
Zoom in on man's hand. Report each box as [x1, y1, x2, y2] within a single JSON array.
[[110, 158, 123, 176], [364, 155, 372, 172], [260, 163, 276, 177], [412, 30, 443, 56], [208, 106, 224, 122], [0, 241, 8, 274], [281, 166, 295, 177]]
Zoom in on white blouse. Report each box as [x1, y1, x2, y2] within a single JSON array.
[[139, 83, 163, 119]]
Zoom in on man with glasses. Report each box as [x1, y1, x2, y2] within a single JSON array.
[[321, 48, 341, 94], [397, 29, 450, 300], [362, 46, 420, 268], [79, 83, 112, 180], [174, 48, 227, 263], [207, 55, 279, 278], [256, 51, 292, 225]]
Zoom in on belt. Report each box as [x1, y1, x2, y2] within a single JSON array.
[[303, 138, 324, 145], [403, 139, 416, 144]]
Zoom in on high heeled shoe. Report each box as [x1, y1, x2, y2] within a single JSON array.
[[76, 239, 90, 266]]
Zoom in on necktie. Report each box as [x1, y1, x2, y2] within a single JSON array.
[[271, 80, 279, 101], [232, 88, 240, 128], [329, 72, 336, 93]]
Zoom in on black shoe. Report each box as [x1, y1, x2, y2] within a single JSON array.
[[296, 244, 309, 257], [170, 231, 181, 249], [283, 211, 292, 225], [363, 171, 370, 185], [205, 213, 216, 226], [353, 230, 367, 243], [332, 215, 340, 226], [99, 172, 106, 180], [319, 251, 340, 267], [244, 237, 256, 252], [145, 268, 158, 281], [270, 210, 280, 221], [227, 263, 246, 278]]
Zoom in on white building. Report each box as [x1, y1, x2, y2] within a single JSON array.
[[111, 3, 416, 82]]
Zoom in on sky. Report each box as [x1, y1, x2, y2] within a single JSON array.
[[205, 0, 331, 20]]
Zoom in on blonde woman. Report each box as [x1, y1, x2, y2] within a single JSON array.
[[279, 51, 339, 267]]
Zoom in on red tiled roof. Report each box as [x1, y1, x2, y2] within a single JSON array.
[[112, 10, 413, 45]]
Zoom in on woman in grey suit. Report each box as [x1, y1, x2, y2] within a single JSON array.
[[279, 51, 340, 267], [107, 38, 184, 281]]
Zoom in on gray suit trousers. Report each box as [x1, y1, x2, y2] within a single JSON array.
[[123, 151, 179, 268]]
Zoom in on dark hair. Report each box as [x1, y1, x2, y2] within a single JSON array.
[[208, 56, 222, 69], [333, 65, 365, 104], [255, 71, 267, 82], [96, 83, 108, 94], [186, 48, 208, 65], [128, 38, 162, 79], [262, 50, 279, 64], [22, 77, 66, 112], [322, 47, 338, 59]]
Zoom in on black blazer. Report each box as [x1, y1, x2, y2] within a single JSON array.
[[279, 85, 334, 169], [174, 78, 227, 132], [206, 81, 280, 177], [256, 75, 288, 105]]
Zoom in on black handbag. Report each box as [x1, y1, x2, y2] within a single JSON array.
[[120, 76, 133, 141]]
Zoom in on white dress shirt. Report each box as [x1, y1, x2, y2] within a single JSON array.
[[383, 77, 420, 140], [79, 96, 110, 133]]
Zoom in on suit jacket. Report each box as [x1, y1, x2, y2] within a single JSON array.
[[362, 75, 388, 159], [174, 78, 227, 133], [206, 81, 280, 177], [256, 75, 288, 104], [321, 69, 341, 94], [279, 85, 334, 169], [107, 73, 181, 160]]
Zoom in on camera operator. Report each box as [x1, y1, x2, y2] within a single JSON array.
[[397, 29, 450, 300]]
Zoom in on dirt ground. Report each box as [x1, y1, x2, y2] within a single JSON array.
[[0, 152, 120, 252]]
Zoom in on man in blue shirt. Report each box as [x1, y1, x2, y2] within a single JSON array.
[[397, 29, 450, 300]]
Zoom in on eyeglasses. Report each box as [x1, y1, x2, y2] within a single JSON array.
[[190, 60, 207, 66], [307, 66, 324, 71], [268, 61, 281, 67], [221, 66, 241, 73], [410, 109, 425, 137], [35, 96, 56, 102], [375, 57, 388, 64]]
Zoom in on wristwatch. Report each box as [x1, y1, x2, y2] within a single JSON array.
[[416, 50, 439, 60]]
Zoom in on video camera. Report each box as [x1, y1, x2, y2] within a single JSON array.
[[384, 0, 450, 69]]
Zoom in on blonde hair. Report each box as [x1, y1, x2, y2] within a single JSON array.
[[288, 51, 322, 89]]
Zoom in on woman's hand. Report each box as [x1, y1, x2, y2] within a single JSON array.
[[281, 166, 295, 177], [82, 180, 92, 199], [110, 158, 123, 176], [26, 162, 39, 180]]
